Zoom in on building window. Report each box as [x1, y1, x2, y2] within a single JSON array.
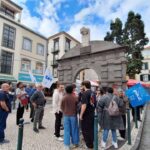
[[54, 38, 59, 51], [140, 74, 150, 82], [37, 44, 44, 56], [21, 59, 31, 72], [0, 51, 13, 74], [0, 5, 15, 19], [65, 38, 71, 52], [53, 68, 58, 78], [22, 37, 32, 51], [2, 24, 16, 49], [35, 62, 43, 74], [142, 62, 148, 70]]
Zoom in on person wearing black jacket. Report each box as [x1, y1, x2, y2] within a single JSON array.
[[79, 81, 96, 149]]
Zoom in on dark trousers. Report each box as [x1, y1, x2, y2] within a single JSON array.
[[30, 102, 34, 120], [16, 104, 24, 125], [81, 115, 94, 148], [119, 114, 126, 139], [54, 111, 62, 137], [34, 106, 44, 129], [131, 106, 141, 121], [0, 109, 8, 142]]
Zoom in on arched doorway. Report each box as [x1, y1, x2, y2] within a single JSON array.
[[75, 68, 100, 92]]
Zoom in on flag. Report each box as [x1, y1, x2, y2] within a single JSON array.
[[42, 68, 53, 88], [125, 83, 150, 107], [29, 70, 37, 84]]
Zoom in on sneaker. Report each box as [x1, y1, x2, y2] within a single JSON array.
[[56, 137, 63, 142], [60, 126, 64, 130], [71, 144, 79, 149], [33, 128, 39, 133], [101, 140, 106, 148], [64, 145, 70, 150], [112, 141, 118, 149], [39, 126, 46, 129], [0, 139, 10, 144], [118, 137, 125, 141]]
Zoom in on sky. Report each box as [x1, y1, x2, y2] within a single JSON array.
[[12, 0, 150, 44]]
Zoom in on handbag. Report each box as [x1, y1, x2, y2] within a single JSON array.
[[19, 95, 28, 106]]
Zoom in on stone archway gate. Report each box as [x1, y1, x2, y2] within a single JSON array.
[[57, 28, 127, 87]]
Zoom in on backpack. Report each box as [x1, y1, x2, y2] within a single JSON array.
[[90, 91, 96, 108], [107, 96, 120, 116]]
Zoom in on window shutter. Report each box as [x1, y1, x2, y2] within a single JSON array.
[[145, 63, 148, 70], [148, 75, 150, 81], [140, 75, 143, 81]]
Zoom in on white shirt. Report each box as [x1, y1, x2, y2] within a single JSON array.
[[52, 89, 64, 113]]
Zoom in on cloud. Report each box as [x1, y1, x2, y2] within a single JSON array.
[[12, 0, 63, 37], [72, 0, 150, 42], [11, 0, 150, 43], [38, 18, 59, 37]]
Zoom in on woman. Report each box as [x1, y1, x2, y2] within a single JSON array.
[[118, 89, 129, 140], [96, 88, 105, 102], [16, 82, 28, 125], [61, 85, 79, 150], [97, 87, 124, 149]]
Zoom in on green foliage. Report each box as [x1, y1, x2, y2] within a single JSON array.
[[104, 11, 149, 78]]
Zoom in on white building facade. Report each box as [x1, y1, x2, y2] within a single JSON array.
[[0, 0, 47, 84], [136, 46, 150, 83], [48, 32, 80, 81]]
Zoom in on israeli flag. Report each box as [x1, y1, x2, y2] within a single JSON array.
[[42, 68, 54, 88], [125, 83, 150, 107], [29, 70, 37, 84]]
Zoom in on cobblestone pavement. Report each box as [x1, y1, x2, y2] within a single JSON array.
[[0, 104, 127, 150], [138, 107, 150, 150]]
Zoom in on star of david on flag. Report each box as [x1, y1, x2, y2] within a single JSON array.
[[125, 83, 150, 107]]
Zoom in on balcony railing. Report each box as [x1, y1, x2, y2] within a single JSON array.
[[51, 60, 58, 66], [51, 48, 60, 54], [32, 70, 43, 74]]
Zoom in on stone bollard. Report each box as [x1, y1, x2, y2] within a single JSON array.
[[127, 109, 131, 145], [17, 118, 24, 150], [94, 112, 98, 150]]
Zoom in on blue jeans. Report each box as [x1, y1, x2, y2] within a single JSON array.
[[0, 109, 8, 142], [103, 129, 117, 143], [64, 116, 79, 146]]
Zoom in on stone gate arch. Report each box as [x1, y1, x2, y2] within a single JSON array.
[[57, 27, 127, 88]]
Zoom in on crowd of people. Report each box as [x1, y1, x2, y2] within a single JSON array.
[[0, 81, 141, 150], [52, 81, 130, 150]]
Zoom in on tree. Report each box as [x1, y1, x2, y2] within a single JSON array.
[[104, 11, 149, 78]]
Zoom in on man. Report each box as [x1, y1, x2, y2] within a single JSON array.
[[30, 84, 46, 133], [52, 82, 64, 141], [61, 85, 79, 149], [0, 83, 11, 144], [80, 81, 96, 149]]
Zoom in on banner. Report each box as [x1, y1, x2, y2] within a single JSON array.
[[42, 68, 53, 88], [29, 70, 37, 84], [125, 83, 150, 107]]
